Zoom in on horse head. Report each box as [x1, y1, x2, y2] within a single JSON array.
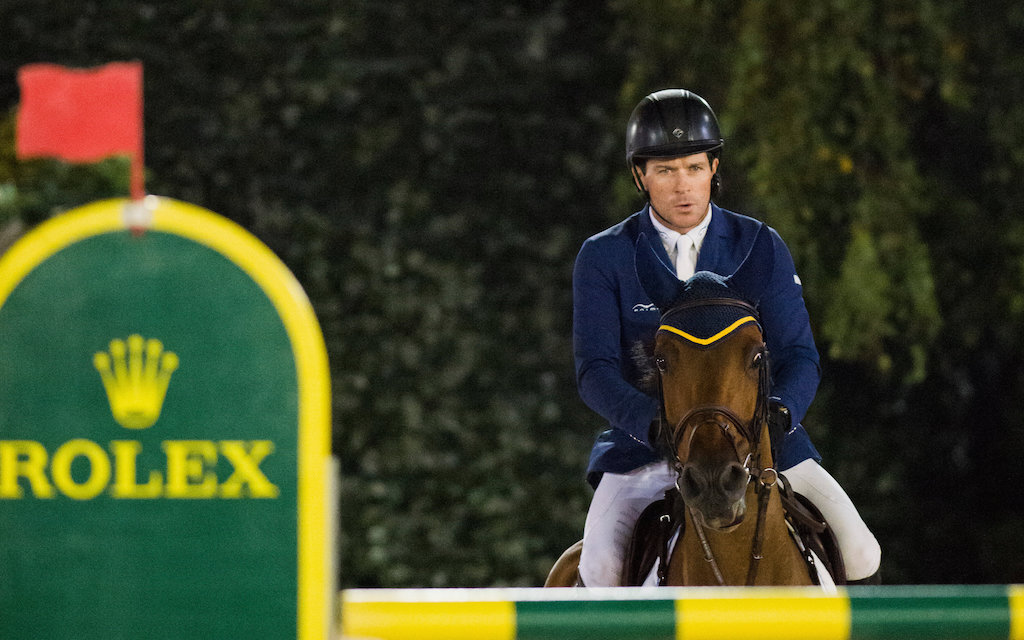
[[636, 227, 775, 531]]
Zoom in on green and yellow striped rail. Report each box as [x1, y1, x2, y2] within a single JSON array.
[[340, 585, 1024, 640]]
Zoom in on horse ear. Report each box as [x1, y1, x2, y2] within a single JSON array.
[[724, 224, 776, 306], [635, 232, 685, 310]]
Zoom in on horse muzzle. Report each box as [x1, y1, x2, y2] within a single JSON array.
[[699, 502, 747, 531], [676, 459, 749, 530]]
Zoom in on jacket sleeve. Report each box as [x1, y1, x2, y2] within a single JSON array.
[[761, 228, 821, 427], [572, 239, 660, 447]]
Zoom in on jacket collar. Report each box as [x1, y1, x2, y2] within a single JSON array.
[[638, 204, 673, 269], [638, 202, 724, 274], [696, 203, 727, 273]]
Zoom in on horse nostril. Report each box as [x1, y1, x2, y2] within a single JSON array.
[[720, 462, 748, 495], [678, 465, 703, 501]]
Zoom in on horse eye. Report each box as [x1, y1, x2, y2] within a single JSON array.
[[655, 356, 667, 372], [751, 352, 763, 368]]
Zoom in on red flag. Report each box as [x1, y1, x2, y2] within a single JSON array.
[[17, 62, 144, 198]]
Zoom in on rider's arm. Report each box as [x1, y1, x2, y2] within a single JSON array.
[[572, 238, 660, 448], [760, 228, 820, 427]]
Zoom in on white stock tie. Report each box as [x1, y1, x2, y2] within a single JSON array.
[[675, 234, 696, 280]]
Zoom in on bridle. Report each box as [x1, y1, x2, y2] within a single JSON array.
[[655, 296, 778, 585]]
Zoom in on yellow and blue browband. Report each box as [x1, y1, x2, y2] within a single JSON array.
[[658, 315, 759, 346]]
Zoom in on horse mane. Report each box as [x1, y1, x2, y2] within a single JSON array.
[[631, 339, 659, 395]]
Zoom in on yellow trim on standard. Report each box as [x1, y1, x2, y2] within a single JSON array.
[[1010, 584, 1024, 640], [340, 597, 516, 640], [0, 197, 333, 640], [675, 587, 851, 640], [659, 315, 758, 346]]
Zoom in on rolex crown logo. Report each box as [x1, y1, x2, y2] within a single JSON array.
[[93, 334, 179, 429]]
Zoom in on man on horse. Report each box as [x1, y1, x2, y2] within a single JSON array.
[[572, 88, 881, 586]]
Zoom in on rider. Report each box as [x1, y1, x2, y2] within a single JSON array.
[[573, 88, 881, 586]]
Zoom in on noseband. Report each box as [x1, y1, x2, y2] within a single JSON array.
[[669, 406, 755, 486]]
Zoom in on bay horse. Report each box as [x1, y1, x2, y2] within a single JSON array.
[[546, 226, 823, 587]]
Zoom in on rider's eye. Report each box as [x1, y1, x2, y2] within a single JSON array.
[[655, 356, 667, 372]]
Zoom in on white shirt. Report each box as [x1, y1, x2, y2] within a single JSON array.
[[649, 204, 713, 280]]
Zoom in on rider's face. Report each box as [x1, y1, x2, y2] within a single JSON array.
[[636, 153, 718, 234]]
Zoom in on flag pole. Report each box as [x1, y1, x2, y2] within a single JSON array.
[[130, 147, 145, 200], [130, 64, 145, 201]]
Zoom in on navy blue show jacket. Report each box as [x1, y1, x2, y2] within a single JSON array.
[[572, 203, 821, 487]]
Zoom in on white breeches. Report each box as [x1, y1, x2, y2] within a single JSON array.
[[781, 459, 881, 580], [578, 459, 881, 586], [579, 461, 677, 587]]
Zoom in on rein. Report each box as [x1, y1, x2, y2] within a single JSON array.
[[655, 297, 777, 586]]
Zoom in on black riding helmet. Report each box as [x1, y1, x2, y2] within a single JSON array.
[[626, 89, 724, 197]]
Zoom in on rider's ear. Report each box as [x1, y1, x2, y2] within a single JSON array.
[[635, 232, 685, 310], [724, 224, 775, 307]]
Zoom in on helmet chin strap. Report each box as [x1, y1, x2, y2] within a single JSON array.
[[650, 204, 677, 229], [631, 163, 648, 196]]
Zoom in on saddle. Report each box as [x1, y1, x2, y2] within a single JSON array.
[[624, 490, 685, 586], [777, 475, 846, 586], [623, 479, 845, 586]]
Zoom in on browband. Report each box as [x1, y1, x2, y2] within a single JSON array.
[[658, 297, 762, 346]]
